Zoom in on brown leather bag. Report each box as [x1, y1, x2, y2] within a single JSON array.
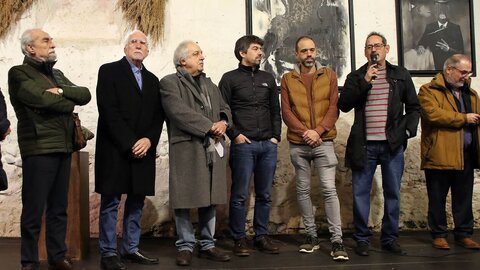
[[72, 113, 87, 151]]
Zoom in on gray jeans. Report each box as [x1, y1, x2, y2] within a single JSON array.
[[289, 142, 343, 243]]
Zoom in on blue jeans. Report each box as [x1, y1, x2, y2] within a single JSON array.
[[99, 194, 145, 257], [352, 141, 404, 244], [174, 206, 216, 252], [289, 142, 343, 243], [229, 139, 278, 240]]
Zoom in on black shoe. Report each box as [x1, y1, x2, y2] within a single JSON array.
[[354, 241, 370, 256], [21, 264, 39, 270], [176, 250, 193, 266], [254, 236, 280, 254], [299, 235, 321, 253], [48, 258, 73, 270], [331, 242, 349, 261], [198, 247, 231, 262], [121, 250, 159, 265], [234, 238, 250, 257], [101, 256, 126, 270], [381, 240, 404, 254]]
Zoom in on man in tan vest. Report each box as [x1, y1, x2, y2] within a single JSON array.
[[280, 36, 348, 261]]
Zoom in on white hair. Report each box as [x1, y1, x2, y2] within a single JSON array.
[[122, 30, 149, 48], [20, 28, 40, 56]]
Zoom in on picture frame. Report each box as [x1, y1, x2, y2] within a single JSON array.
[[396, 0, 476, 76], [245, 0, 355, 86]]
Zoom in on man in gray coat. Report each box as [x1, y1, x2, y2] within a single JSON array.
[[160, 40, 232, 266]]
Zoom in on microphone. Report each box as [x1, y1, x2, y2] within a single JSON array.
[[371, 53, 379, 65], [370, 53, 378, 81]]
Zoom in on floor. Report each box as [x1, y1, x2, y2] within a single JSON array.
[[2, 232, 480, 270]]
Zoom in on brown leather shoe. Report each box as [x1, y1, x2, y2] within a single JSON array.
[[432, 238, 450, 250], [198, 247, 231, 262], [176, 250, 192, 266], [234, 238, 250, 257], [48, 258, 73, 270], [456, 237, 480, 249], [254, 236, 280, 254]]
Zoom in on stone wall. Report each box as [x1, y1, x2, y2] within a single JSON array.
[[1, 0, 480, 238]]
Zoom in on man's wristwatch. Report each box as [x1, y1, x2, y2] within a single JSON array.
[[57, 88, 64, 96], [222, 120, 229, 127]]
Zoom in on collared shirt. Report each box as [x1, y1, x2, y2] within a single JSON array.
[[447, 81, 473, 150], [437, 21, 448, 29], [126, 58, 143, 90]]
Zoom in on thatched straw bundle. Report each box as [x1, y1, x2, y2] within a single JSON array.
[[116, 0, 166, 46], [0, 0, 36, 40], [0, 0, 166, 46]]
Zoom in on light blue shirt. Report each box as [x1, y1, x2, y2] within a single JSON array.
[[126, 58, 143, 90]]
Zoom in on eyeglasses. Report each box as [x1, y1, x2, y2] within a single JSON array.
[[129, 39, 147, 46], [450, 66, 473, 77], [365, 43, 385, 50]]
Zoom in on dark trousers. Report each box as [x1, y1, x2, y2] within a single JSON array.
[[425, 152, 475, 240], [20, 153, 72, 266]]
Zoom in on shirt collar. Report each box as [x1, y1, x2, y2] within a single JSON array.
[[126, 57, 143, 73], [438, 21, 449, 29]]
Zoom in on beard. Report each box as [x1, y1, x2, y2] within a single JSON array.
[[302, 58, 315, 67], [45, 52, 57, 62], [438, 13, 447, 24], [452, 81, 465, 88]]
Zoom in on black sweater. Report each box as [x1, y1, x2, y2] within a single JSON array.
[[219, 64, 281, 141]]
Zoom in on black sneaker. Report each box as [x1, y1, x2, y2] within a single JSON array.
[[254, 236, 279, 254], [299, 235, 320, 253], [331, 242, 349, 261], [381, 240, 403, 254], [354, 241, 370, 256]]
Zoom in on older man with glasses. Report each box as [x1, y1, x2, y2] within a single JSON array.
[[95, 30, 164, 270], [418, 54, 480, 251], [338, 32, 420, 256]]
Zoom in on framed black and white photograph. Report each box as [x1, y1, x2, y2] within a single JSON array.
[[246, 0, 355, 86], [396, 0, 476, 76]]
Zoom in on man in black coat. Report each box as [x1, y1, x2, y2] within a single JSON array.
[[417, 0, 464, 70], [95, 30, 163, 270], [338, 32, 419, 257], [219, 35, 281, 256]]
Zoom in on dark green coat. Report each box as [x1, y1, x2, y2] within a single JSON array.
[[8, 56, 91, 157]]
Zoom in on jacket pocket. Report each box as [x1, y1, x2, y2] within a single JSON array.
[[424, 130, 438, 162]]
